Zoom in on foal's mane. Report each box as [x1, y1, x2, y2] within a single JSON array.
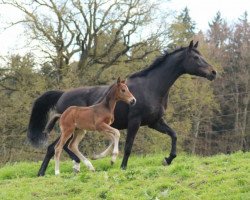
[[95, 82, 116, 105], [129, 46, 199, 78]]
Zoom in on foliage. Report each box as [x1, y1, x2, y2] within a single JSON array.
[[167, 7, 196, 50], [0, 1, 250, 164], [1, 0, 165, 83], [0, 54, 47, 134], [0, 152, 249, 200]]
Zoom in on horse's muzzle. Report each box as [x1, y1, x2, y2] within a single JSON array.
[[130, 98, 136, 106], [207, 70, 217, 81]]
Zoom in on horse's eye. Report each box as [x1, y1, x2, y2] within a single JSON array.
[[194, 56, 199, 60], [122, 89, 126, 92]]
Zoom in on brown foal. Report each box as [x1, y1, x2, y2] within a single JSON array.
[[53, 77, 136, 175]]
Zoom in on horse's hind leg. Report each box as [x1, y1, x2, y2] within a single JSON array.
[[68, 132, 95, 171], [38, 137, 59, 176]]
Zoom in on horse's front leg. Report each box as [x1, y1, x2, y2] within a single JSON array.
[[121, 117, 141, 170], [149, 118, 177, 165]]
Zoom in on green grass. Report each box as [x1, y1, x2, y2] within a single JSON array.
[[0, 152, 249, 200]]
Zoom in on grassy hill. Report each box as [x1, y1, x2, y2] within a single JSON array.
[[0, 152, 249, 200]]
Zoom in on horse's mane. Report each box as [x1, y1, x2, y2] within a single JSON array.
[[129, 46, 190, 78]]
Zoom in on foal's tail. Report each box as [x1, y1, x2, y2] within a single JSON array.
[[27, 90, 64, 147], [43, 114, 61, 135]]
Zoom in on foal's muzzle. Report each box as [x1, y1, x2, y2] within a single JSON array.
[[130, 98, 136, 106]]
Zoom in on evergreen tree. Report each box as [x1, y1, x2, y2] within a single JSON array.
[[208, 11, 229, 48], [168, 7, 196, 50]]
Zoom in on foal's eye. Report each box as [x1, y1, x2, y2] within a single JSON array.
[[122, 89, 126, 92]]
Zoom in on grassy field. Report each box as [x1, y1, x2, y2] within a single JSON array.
[[0, 152, 249, 200]]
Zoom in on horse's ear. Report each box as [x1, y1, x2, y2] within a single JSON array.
[[189, 40, 194, 50], [117, 77, 121, 84], [194, 41, 199, 48]]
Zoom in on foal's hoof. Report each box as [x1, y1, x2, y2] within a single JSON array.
[[92, 153, 100, 160], [110, 160, 115, 166], [55, 170, 60, 176], [73, 168, 80, 174], [90, 168, 95, 172], [91, 155, 98, 160]]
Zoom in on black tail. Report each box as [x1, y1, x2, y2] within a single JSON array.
[[27, 90, 64, 147]]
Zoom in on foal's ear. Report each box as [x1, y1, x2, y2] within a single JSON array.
[[194, 41, 199, 48], [117, 77, 121, 84], [188, 40, 194, 50], [121, 79, 126, 84]]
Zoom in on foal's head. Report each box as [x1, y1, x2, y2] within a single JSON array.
[[114, 77, 136, 106]]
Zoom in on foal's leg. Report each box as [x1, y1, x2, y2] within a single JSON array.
[[97, 123, 120, 164], [110, 128, 121, 164], [54, 130, 73, 175], [68, 132, 95, 171], [70, 130, 86, 173], [92, 132, 114, 160]]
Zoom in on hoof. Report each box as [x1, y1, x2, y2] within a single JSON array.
[[111, 160, 115, 165], [37, 172, 45, 177], [55, 170, 60, 176], [73, 168, 80, 174], [90, 168, 95, 172], [91, 153, 99, 160], [121, 165, 127, 170], [162, 158, 169, 166]]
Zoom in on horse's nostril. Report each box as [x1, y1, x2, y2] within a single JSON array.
[[212, 70, 217, 75]]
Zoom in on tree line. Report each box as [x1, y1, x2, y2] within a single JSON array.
[[0, 1, 249, 163]]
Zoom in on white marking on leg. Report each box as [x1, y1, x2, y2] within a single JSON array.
[[72, 160, 80, 172], [55, 170, 60, 176], [83, 159, 95, 171], [55, 156, 60, 175], [111, 129, 120, 164], [93, 141, 114, 160]]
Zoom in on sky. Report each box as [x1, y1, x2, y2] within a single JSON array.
[[167, 0, 250, 31], [0, 0, 250, 56]]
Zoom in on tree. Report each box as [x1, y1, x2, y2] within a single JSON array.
[[167, 7, 195, 50], [208, 11, 230, 48], [1, 0, 166, 84], [0, 54, 47, 162], [226, 12, 250, 151]]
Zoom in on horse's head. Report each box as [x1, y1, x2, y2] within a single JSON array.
[[182, 41, 217, 81], [116, 77, 136, 106]]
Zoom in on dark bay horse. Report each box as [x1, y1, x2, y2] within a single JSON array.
[[53, 78, 136, 175], [27, 41, 217, 176]]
